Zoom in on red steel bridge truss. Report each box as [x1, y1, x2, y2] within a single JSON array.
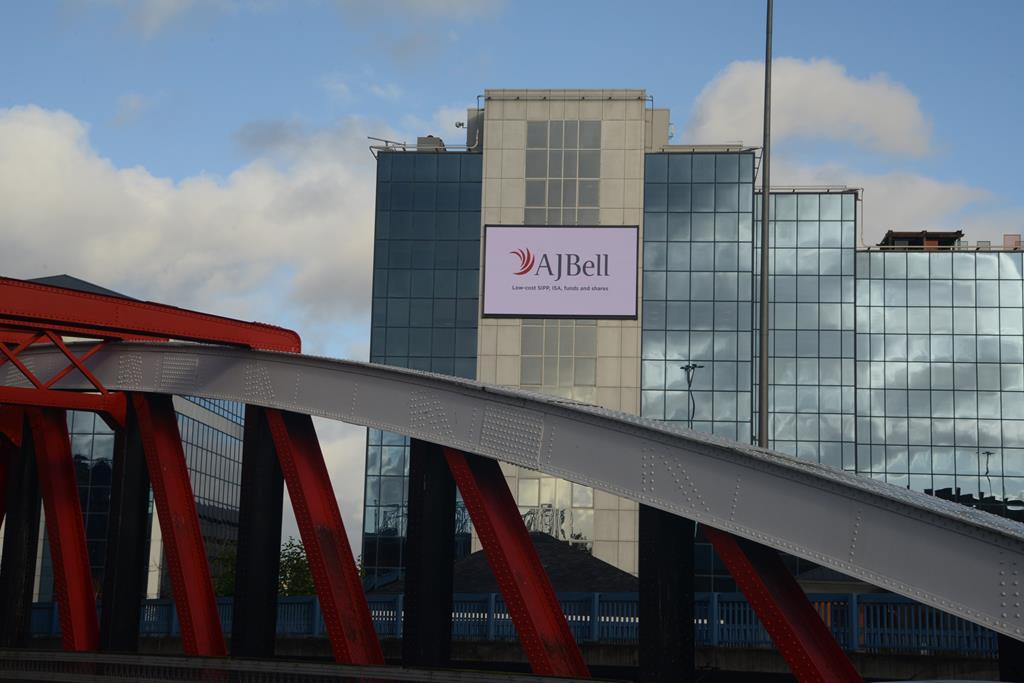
[[0, 274, 1015, 682]]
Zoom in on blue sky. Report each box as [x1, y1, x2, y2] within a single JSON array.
[[2, 0, 1022, 544], [3, 0, 1022, 196]]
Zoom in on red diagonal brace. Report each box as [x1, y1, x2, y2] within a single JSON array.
[[0, 276, 301, 352], [0, 406, 24, 447], [703, 527, 862, 683], [264, 409, 383, 665], [132, 393, 226, 656], [26, 408, 99, 652], [443, 448, 590, 678], [0, 388, 126, 428]]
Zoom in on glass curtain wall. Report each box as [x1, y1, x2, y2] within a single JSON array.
[[758, 191, 857, 469], [641, 151, 756, 441], [363, 151, 482, 587], [855, 248, 1024, 503], [642, 150, 755, 589]]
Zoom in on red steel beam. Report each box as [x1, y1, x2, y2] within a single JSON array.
[[132, 393, 226, 656], [0, 320, 161, 345], [0, 406, 24, 447], [443, 448, 590, 678], [0, 277, 300, 352], [703, 527, 862, 683], [26, 408, 99, 652], [0, 388, 126, 428], [264, 409, 384, 665]]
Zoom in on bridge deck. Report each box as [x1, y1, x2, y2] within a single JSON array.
[[8, 342, 1024, 642]]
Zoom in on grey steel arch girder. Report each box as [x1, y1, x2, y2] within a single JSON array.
[[8, 341, 1024, 642]]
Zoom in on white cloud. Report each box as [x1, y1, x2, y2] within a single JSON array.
[[772, 158, 1024, 246], [334, 0, 502, 20], [0, 105, 380, 331], [0, 103, 474, 552], [127, 0, 199, 36], [368, 83, 403, 101], [113, 93, 149, 126], [684, 58, 932, 157], [684, 57, 1022, 244], [319, 75, 353, 101]]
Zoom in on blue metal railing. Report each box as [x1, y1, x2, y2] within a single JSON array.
[[29, 592, 997, 657]]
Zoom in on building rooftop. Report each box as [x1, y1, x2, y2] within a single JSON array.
[[876, 230, 964, 248], [375, 533, 638, 594], [27, 274, 131, 299]]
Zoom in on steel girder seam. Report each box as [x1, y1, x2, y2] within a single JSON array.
[[264, 408, 384, 665], [443, 447, 590, 679], [131, 393, 226, 657], [703, 527, 862, 683], [26, 408, 100, 652]]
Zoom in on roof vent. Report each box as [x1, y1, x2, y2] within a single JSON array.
[[416, 135, 446, 152], [1004, 233, 1021, 249]]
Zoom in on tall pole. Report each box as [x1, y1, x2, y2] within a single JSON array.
[[757, 0, 773, 448]]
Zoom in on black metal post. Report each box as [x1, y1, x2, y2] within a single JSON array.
[[100, 401, 152, 652], [231, 404, 285, 658], [402, 438, 456, 668], [1000, 634, 1024, 681], [757, 0, 774, 448], [638, 504, 695, 682], [0, 416, 42, 647]]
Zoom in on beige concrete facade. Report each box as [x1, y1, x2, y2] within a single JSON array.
[[474, 89, 670, 574]]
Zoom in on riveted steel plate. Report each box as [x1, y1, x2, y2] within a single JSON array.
[[13, 341, 1024, 641]]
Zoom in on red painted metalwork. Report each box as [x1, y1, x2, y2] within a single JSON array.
[[0, 406, 24, 446], [0, 388, 126, 426], [132, 393, 226, 657], [703, 527, 862, 683], [27, 408, 99, 652], [443, 448, 590, 678], [264, 409, 384, 665], [0, 276, 304, 657], [0, 277, 301, 352]]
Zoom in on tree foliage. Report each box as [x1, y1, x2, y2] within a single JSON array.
[[278, 536, 315, 596]]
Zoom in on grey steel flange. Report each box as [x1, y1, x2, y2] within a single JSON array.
[[6, 341, 1024, 641]]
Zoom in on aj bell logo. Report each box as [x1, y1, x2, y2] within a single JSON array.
[[510, 248, 610, 282]]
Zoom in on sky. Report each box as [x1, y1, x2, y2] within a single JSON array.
[[2, 0, 1022, 551]]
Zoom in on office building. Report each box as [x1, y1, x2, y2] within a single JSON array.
[[362, 88, 1023, 589]]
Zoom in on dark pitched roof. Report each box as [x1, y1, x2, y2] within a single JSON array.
[[376, 533, 638, 594], [27, 274, 132, 300], [877, 229, 964, 247]]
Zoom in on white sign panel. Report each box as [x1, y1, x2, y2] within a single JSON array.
[[482, 225, 638, 318]]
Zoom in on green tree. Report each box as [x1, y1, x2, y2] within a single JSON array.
[[278, 536, 315, 596], [210, 540, 237, 597]]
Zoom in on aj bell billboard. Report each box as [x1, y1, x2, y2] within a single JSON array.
[[482, 225, 638, 318]]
